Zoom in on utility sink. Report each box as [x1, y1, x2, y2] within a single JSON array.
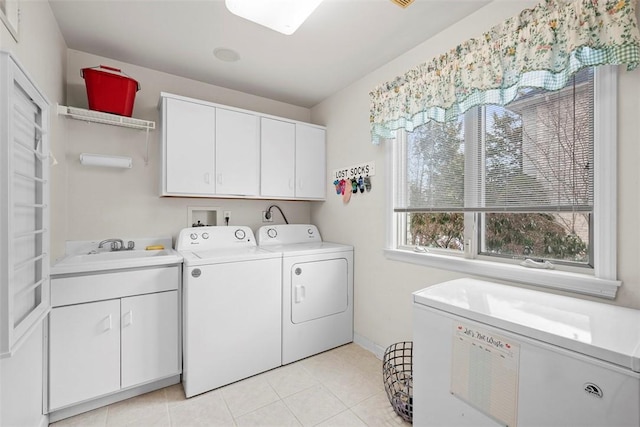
[[51, 238, 183, 275], [64, 249, 171, 263]]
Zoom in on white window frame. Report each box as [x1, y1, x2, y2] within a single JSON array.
[[0, 51, 51, 357], [384, 66, 620, 299]]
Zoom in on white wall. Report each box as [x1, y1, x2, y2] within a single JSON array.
[[311, 1, 640, 351], [1, 3, 316, 423], [56, 50, 315, 261], [1, 2, 66, 426]]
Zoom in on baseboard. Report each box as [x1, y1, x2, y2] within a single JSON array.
[[36, 413, 49, 427], [48, 375, 180, 423], [353, 332, 386, 360]]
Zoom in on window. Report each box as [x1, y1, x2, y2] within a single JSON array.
[[387, 66, 620, 298], [1, 52, 51, 357]]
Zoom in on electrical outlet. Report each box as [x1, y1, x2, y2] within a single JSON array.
[[262, 211, 273, 222]]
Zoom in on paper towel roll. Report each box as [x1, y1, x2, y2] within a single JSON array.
[[79, 153, 132, 168]]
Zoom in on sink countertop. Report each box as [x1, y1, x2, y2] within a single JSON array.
[[51, 237, 183, 276]]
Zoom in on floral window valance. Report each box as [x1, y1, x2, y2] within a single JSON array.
[[370, 0, 640, 144]]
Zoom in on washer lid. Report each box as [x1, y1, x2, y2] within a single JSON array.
[[413, 278, 640, 372], [180, 246, 280, 266]]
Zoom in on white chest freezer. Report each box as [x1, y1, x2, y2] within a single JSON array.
[[412, 278, 640, 427]]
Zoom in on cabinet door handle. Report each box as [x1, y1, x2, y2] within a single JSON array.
[[298, 179, 303, 190], [288, 178, 294, 190], [103, 314, 112, 332], [123, 310, 133, 327], [217, 173, 223, 185], [204, 173, 210, 184]]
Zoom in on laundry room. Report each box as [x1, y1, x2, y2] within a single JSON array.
[[2, 0, 640, 426]]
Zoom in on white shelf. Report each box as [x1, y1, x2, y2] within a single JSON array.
[[57, 104, 155, 130], [57, 104, 155, 165]]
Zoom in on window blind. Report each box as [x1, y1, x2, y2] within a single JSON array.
[[395, 69, 594, 214], [395, 119, 465, 211], [473, 69, 594, 213]]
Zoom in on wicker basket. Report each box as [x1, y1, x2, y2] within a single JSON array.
[[382, 341, 413, 423]]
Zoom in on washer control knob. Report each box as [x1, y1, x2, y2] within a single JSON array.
[[234, 229, 246, 240], [191, 268, 201, 278], [295, 267, 302, 275], [307, 228, 314, 235], [267, 228, 277, 238], [190, 233, 198, 240], [202, 232, 209, 239]]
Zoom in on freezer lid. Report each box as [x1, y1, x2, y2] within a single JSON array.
[[413, 278, 640, 372]]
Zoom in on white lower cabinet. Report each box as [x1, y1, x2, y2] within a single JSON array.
[[49, 300, 121, 410], [48, 266, 181, 413], [121, 291, 179, 388]]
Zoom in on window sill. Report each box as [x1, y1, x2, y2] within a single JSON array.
[[383, 248, 621, 299]]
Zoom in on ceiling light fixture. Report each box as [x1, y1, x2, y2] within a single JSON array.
[[390, 0, 415, 8], [224, 0, 324, 35]]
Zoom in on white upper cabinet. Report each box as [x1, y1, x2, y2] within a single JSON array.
[[295, 124, 326, 199], [260, 118, 295, 198], [260, 119, 326, 200], [162, 97, 215, 195], [159, 92, 326, 200], [216, 108, 260, 196]]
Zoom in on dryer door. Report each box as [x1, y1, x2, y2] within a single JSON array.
[[291, 258, 348, 324]]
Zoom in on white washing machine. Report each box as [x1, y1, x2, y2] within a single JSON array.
[[413, 278, 640, 426], [176, 226, 282, 398], [257, 224, 353, 365]]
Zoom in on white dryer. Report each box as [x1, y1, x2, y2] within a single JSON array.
[[176, 226, 282, 398], [257, 224, 353, 365]]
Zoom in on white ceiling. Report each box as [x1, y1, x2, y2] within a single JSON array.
[[48, 0, 491, 108]]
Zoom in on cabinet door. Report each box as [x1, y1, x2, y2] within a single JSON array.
[[49, 300, 120, 410], [163, 97, 215, 195], [215, 108, 260, 196], [121, 291, 180, 389], [295, 124, 326, 199], [260, 118, 295, 198]]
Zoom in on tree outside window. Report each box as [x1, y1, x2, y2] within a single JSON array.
[[400, 68, 593, 266]]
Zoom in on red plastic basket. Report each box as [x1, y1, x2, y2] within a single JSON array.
[[81, 65, 140, 117]]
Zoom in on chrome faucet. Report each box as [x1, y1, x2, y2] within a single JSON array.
[[98, 238, 125, 251]]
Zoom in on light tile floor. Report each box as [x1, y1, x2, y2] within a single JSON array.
[[50, 343, 412, 427]]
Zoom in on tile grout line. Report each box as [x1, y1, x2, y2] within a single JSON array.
[[299, 356, 382, 411], [278, 392, 307, 427], [51, 344, 396, 427]]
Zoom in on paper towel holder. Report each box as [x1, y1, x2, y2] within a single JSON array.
[[79, 153, 133, 169]]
